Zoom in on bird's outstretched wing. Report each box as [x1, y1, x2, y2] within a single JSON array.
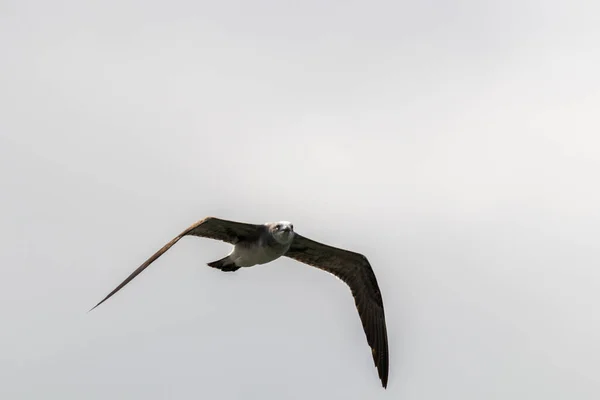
[[89, 217, 262, 312], [285, 233, 389, 388]]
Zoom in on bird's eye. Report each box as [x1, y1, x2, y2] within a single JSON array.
[[290, 224, 294, 230]]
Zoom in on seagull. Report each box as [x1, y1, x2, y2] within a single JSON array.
[[90, 217, 389, 388]]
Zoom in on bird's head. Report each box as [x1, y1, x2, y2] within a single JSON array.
[[269, 221, 295, 244]]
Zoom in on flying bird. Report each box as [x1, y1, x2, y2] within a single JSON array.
[[90, 217, 389, 388]]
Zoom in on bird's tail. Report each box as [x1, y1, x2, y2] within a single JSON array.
[[207, 256, 240, 272]]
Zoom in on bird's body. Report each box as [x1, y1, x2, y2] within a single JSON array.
[[90, 217, 389, 388], [217, 221, 294, 269], [224, 237, 288, 267]]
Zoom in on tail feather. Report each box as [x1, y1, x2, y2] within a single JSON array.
[[207, 256, 240, 272]]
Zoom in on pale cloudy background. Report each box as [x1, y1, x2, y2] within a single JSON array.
[[1, 1, 599, 399]]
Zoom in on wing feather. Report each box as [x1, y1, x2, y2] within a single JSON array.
[[285, 233, 389, 388], [89, 217, 261, 311]]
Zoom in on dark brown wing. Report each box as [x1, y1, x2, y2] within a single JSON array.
[[89, 217, 262, 312], [285, 233, 389, 388]]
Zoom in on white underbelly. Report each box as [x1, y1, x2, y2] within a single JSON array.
[[229, 244, 286, 267]]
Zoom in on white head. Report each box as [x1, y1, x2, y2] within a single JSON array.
[[268, 221, 295, 244]]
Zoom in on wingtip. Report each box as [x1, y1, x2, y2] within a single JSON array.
[[87, 304, 99, 313], [380, 364, 389, 389], [88, 298, 106, 313], [379, 368, 388, 389]]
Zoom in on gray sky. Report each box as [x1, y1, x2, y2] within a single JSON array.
[[1, 1, 599, 398]]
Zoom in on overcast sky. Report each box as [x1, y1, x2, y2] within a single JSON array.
[[1, 1, 599, 399]]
